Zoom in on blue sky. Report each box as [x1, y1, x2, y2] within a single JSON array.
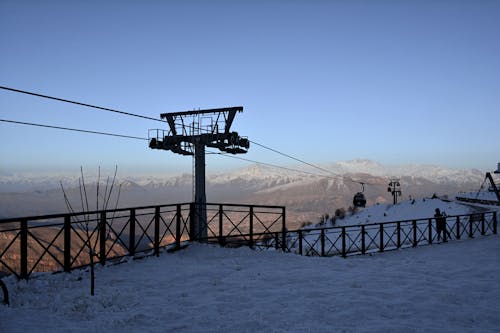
[[1, 0, 499, 176]]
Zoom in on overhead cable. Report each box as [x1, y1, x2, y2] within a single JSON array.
[[248, 139, 358, 181], [1, 85, 367, 184], [0, 118, 148, 141], [211, 152, 345, 181], [0, 86, 164, 123]]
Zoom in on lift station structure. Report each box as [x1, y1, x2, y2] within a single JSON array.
[[149, 106, 249, 239]]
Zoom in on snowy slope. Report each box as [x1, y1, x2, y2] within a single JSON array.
[[325, 198, 482, 227], [1, 236, 500, 333]]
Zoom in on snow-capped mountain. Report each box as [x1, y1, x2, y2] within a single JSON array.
[[0, 160, 489, 225], [325, 159, 485, 184]]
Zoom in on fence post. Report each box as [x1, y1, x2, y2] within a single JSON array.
[[443, 217, 448, 243], [99, 212, 106, 266], [412, 220, 417, 247], [274, 232, 279, 250], [129, 208, 136, 256], [396, 222, 401, 248], [428, 219, 433, 245], [189, 203, 195, 241], [218, 205, 224, 246], [361, 225, 366, 254], [0, 279, 9, 306], [281, 207, 286, 251], [320, 229, 325, 256], [249, 206, 254, 248], [379, 224, 384, 252], [154, 206, 160, 257], [176, 205, 182, 249], [20, 219, 28, 280], [481, 213, 485, 236], [342, 227, 347, 257], [494, 212, 497, 235], [469, 216, 473, 238], [64, 215, 71, 272], [298, 230, 303, 255], [456, 216, 461, 240]]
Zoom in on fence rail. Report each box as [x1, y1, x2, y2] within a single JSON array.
[[0, 202, 286, 279]]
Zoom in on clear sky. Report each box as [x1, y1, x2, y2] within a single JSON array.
[[1, 0, 499, 176]]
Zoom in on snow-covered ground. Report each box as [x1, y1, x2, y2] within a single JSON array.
[[457, 190, 499, 202], [317, 198, 488, 228], [1, 235, 500, 333]]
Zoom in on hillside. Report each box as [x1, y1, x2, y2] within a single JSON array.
[[312, 197, 489, 228], [0, 160, 487, 227]]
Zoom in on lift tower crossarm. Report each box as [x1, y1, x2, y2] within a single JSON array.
[[160, 106, 243, 118], [149, 106, 248, 241]]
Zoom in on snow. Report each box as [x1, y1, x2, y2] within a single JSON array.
[[457, 190, 499, 202], [2, 235, 500, 332], [335, 198, 479, 227]]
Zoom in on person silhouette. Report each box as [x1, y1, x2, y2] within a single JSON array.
[[434, 208, 451, 241]]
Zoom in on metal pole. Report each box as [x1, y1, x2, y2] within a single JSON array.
[[194, 142, 207, 241], [481, 213, 485, 235], [412, 220, 417, 247], [428, 219, 433, 244], [100, 212, 106, 265], [129, 209, 135, 256], [456, 216, 461, 240], [249, 206, 254, 248], [64, 215, 71, 272], [176, 204, 182, 248], [154, 206, 160, 256], [320, 229, 325, 256], [396, 222, 401, 248], [20, 219, 28, 279], [379, 223, 384, 252], [298, 230, 303, 255], [493, 212, 497, 235], [342, 227, 347, 257], [361, 225, 365, 254], [469, 216, 473, 238], [281, 207, 286, 251], [218, 204, 224, 246], [189, 203, 195, 241]]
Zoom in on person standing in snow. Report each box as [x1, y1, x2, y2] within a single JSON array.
[[434, 208, 451, 241]]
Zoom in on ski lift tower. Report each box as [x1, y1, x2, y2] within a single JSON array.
[[148, 106, 249, 240]]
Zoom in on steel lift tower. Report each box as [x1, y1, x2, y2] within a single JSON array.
[[149, 106, 249, 240]]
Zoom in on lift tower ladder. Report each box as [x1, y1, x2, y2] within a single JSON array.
[[149, 106, 249, 240]]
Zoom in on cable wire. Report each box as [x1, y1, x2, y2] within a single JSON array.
[[248, 139, 362, 182], [210, 152, 348, 181], [0, 118, 148, 141], [1, 85, 369, 185], [0, 86, 164, 123]]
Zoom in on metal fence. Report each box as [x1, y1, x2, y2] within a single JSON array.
[[0, 202, 286, 279], [253, 211, 497, 257], [193, 203, 286, 248], [1, 206, 494, 279]]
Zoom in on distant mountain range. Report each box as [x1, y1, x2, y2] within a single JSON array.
[[0, 159, 487, 226]]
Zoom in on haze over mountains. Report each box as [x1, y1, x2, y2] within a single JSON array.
[[0, 159, 486, 225]]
